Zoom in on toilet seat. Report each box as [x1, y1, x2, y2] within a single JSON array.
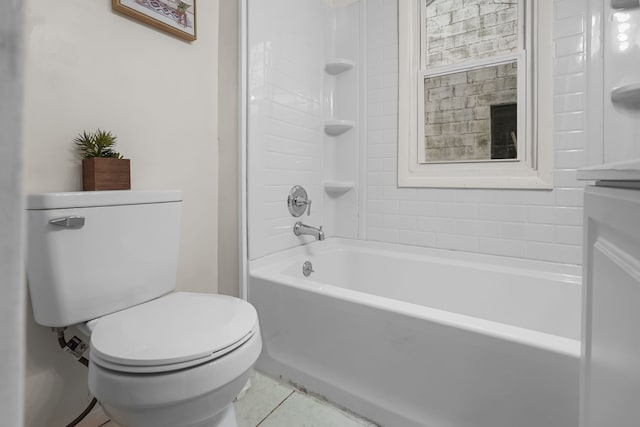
[[89, 292, 259, 373]]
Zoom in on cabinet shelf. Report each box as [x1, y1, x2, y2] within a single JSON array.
[[324, 120, 355, 136], [325, 59, 355, 75], [323, 181, 355, 194]]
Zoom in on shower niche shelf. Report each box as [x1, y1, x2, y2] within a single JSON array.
[[611, 83, 640, 109], [325, 59, 355, 75], [323, 180, 355, 194], [324, 119, 355, 136]]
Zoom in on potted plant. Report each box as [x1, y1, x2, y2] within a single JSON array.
[[75, 129, 131, 191]]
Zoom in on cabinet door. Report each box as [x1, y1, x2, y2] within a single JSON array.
[[582, 185, 640, 427]]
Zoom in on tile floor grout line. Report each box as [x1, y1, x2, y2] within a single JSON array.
[[255, 390, 297, 427]]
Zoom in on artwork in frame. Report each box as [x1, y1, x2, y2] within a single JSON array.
[[112, 0, 196, 41]]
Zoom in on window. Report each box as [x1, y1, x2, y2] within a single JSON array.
[[398, 0, 554, 188]]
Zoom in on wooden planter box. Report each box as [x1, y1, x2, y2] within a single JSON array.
[[82, 158, 131, 191]]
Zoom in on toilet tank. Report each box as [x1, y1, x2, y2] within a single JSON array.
[[26, 191, 182, 327]]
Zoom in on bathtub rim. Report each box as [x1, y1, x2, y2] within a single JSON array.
[[251, 238, 581, 282], [249, 238, 581, 358]]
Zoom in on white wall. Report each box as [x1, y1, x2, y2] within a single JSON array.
[[22, 1, 220, 424], [0, 1, 25, 426], [365, 0, 587, 266]]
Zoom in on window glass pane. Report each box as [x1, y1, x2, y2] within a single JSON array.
[[425, 0, 519, 68], [423, 61, 517, 162]]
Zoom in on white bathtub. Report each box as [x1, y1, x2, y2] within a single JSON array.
[[249, 238, 581, 427]]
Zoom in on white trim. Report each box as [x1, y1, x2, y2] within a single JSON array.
[[422, 52, 522, 79], [398, 0, 554, 189], [239, 0, 248, 300], [357, 0, 368, 240]]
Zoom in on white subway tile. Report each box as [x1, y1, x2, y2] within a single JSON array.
[[417, 217, 458, 234], [456, 220, 502, 237], [555, 54, 586, 76], [436, 234, 480, 252], [368, 227, 399, 243], [368, 144, 397, 158], [555, 35, 584, 57], [477, 204, 528, 222], [398, 230, 437, 248], [554, 14, 584, 38], [555, 225, 583, 245], [554, 73, 586, 94], [477, 237, 528, 259], [554, 92, 585, 113], [526, 241, 582, 265], [555, 188, 585, 207], [500, 191, 555, 206], [555, 112, 585, 132], [555, 149, 586, 169], [527, 206, 583, 226], [555, 0, 581, 20], [501, 222, 556, 243]]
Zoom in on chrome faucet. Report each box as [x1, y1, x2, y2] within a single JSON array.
[[293, 221, 325, 241]]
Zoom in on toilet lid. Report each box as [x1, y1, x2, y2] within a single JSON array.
[[90, 292, 258, 371]]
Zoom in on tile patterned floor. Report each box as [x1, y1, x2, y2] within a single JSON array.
[[77, 371, 376, 427]]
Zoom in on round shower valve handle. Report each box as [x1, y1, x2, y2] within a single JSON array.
[[287, 185, 312, 217]]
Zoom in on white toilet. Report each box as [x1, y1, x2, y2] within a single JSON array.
[[25, 191, 261, 427]]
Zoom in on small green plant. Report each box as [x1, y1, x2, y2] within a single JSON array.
[[74, 129, 123, 159]]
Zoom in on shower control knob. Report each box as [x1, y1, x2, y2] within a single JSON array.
[[287, 185, 312, 217]]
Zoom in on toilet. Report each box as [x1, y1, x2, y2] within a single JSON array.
[[25, 190, 261, 427]]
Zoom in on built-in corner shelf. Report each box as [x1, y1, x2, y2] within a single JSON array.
[[324, 119, 355, 136], [323, 180, 355, 195], [325, 59, 355, 75]]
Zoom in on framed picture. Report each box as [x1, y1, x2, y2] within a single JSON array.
[[112, 0, 196, 41]]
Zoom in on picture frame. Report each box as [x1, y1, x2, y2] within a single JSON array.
[[112, 0, 197, 41]]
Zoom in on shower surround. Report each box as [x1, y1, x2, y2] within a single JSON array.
[[244, 0, 587, 426]]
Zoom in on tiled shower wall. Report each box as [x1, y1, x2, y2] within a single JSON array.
[[248, 0, 328, 260], [366, 0, 587, 265]]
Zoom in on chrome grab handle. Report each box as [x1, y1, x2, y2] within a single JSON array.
[[49, 216, 85, 228]]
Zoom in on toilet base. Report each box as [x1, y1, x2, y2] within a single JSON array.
[[204, 405, 237, 427], [91, 331, 261, 427]]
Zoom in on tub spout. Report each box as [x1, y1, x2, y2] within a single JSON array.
[[293, 221, 325, 241]]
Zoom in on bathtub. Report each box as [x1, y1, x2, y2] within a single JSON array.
[[248, 238, 581, 427]]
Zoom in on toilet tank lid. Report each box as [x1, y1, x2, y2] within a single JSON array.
[[27, 190, 182, 210]]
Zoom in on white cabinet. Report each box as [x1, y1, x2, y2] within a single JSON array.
[[581, 184, 640, 427]]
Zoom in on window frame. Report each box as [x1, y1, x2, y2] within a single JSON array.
[[398, 0, 554, 189]]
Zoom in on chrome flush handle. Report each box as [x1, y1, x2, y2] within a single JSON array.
[[49, 216, 85, 228]]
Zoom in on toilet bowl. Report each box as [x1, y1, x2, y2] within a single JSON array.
[[87, 292, 261, 427], [24, 191, 262, 427]]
